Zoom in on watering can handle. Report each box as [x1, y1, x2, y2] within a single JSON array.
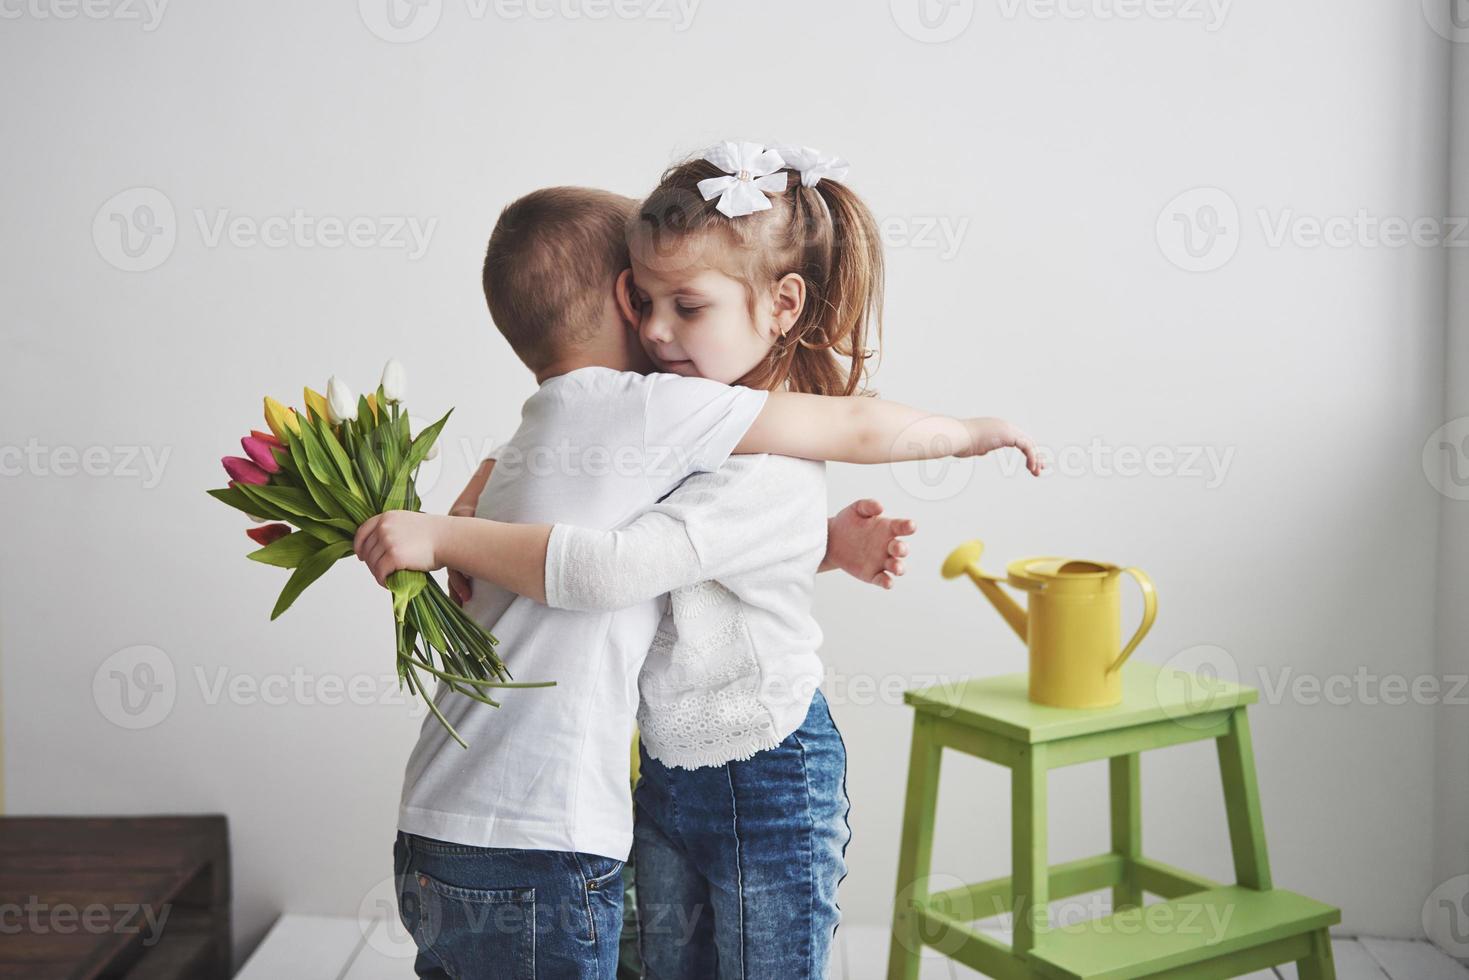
[[1107, 567, 1157, 674]]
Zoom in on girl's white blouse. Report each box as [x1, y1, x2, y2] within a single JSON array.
[[544, 454, 828, 769]]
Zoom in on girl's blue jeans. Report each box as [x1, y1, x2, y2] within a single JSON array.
[[632, 687, 853, 979], [393, 830, 625, 979]]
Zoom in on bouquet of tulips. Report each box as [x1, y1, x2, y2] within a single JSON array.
[[209, 360, 550, 747]]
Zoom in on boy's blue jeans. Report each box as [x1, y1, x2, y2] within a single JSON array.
[[632, 688, 853, 979], [393, 830, 625, 979]]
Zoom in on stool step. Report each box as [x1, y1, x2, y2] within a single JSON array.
[[1027, 886, 1340, 980]]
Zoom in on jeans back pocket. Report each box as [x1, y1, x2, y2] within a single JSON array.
[[415, 871, 536, 980]]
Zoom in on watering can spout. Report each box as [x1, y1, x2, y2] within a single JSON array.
[[941, 540, 1028, 642]]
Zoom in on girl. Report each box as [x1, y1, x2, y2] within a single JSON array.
[[361, 141, 1041, 978]]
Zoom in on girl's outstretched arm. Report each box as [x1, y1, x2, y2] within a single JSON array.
[[734, 392, 1044, 474]]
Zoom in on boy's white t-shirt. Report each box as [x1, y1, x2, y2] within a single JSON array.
[[397, 365, 768, 862]]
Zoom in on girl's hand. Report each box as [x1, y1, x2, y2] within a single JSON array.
[[962, 417, 1045, 476], [354, 511, 450, 587], [822, 498, 916, 590], [446, 459, 495, 605]]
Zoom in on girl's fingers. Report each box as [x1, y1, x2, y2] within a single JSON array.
[[889, 540, 908, 558], [893, 518, 917, 536], [872, 572, 893, 590], [856, 498, 882, 518], [888, 558, 905, 577]]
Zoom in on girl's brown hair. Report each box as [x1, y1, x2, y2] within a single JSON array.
[[630, 155, 884, 397]]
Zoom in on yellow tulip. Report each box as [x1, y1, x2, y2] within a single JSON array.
[[303, 386, 331, 424], [366, 392, 380, 421], [263, 396, 301, 441]]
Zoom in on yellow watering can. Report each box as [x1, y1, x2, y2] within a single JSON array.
[[942, 540, 1158, 708]]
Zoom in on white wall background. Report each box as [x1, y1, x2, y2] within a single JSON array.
[[1, 0, 1464, 971]]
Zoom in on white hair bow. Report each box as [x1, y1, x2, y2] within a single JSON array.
[[773, 145, 849, 188], [697, 141, 789, 218]]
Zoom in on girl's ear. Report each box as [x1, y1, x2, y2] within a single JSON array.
[[614, 268, 641, 331], [770, 272, 807, 338]]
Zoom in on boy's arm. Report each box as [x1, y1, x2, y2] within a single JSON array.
[[354, 510, 692, 610], [734, 392, 1043, 474], [355, 511, 554, 602], [356, 494, 915, 606]]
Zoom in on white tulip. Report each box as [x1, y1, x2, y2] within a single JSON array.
[[326, 376, 357, 423], [425, 439, 439, 460], [380, 358, 407, 404]]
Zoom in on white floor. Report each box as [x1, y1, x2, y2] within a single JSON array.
[[236, 914, 1469, 980]]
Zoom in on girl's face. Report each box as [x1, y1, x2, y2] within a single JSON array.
[[620, 236, 804, 386]]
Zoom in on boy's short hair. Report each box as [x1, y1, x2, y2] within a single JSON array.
[[482, 187, 634, 372]]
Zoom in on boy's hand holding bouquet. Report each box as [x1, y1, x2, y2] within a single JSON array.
[[209, 359, 552, 747]]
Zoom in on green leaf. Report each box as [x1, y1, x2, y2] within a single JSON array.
[[311, 415, 365, 501], [269, 539, 355, 620], [247, 531, 326, 568], [387, 569, 429, 623], [284, 428, 351, 523], [291, 515, 354, 544], [385, 409, 451, 511], [234, 482, 326, 522], [354, 439, 387, 510], [208, 485, 283, 521], [295, 419, 349, 496], [322, 479, 374, 526], [379, 419, 401, 487]]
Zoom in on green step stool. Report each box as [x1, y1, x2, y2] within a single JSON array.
[[886, 661, 1340, 980]]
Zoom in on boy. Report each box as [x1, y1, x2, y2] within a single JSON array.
[[370, 186, 1037, 979]]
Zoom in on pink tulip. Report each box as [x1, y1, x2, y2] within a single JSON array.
[[241, 435, 282, 473], [246, 523, 291, 547], [222, 455, 270, 486]]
